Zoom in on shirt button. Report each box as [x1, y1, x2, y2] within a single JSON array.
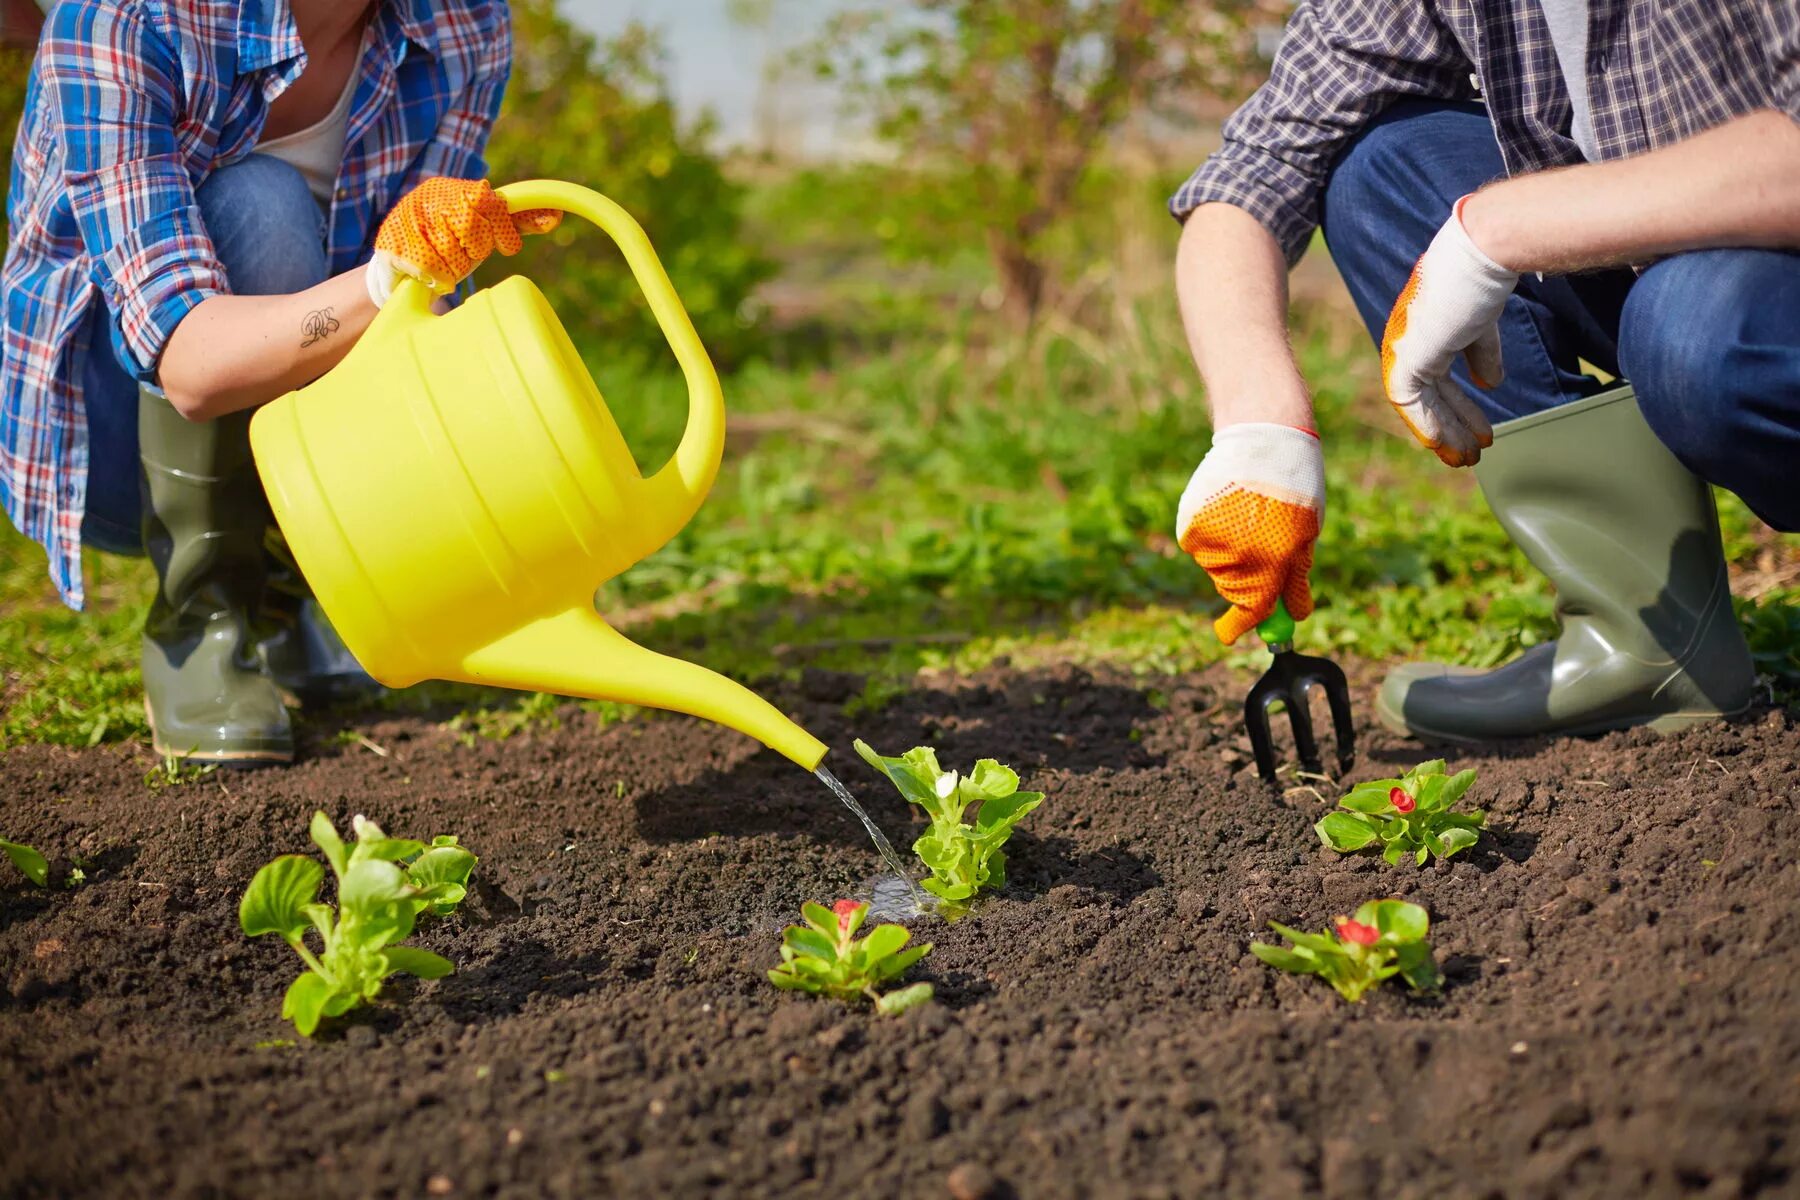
[[335, 186, 349, 199]]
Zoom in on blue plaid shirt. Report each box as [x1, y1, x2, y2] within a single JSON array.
[[1172, 0, 1800, 265], [3, 0, 512, 607]]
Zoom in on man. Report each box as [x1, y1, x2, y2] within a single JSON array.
[[1171, 0, 1799, 742], [3, 0, 556, 764]]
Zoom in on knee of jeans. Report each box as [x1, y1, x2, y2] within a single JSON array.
[[1323, 127, 1413, 246], [1620, 254, 1755, 473], [195, 154, 330, 296]]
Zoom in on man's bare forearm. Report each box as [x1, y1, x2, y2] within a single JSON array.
[[1463, 109, 1800, 275], [157, 268, 377, 421], [1175, 203, 1315, 431]]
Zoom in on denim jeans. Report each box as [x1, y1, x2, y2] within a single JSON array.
[[81, 154, 331, 554], [1319, 100, 1800, 532]]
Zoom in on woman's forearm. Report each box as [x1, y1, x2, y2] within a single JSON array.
[[1175, 203, 1316, 431], [156, 267, 377, 420], [1463, 109, 1800, 275]]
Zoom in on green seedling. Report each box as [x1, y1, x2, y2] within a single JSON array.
[[1251, 899, 1441, 1003], [239, 812, 478, 1036], [768, 899, 934, 1016], [854, 739, 1043, 904], [1, 836, 48, 887], [144, 749, 217, 791], [1316, 760, 1484, 866]]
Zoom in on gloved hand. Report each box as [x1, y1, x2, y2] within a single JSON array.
[[366, 177, 562, 307], [1380, 195, 1518, 467], [1176, 423, 1325, 645]]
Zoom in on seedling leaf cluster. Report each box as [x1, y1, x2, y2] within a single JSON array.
[[1252, 899, 1440, 1003], [240, 812, 477, 1036], [769, 899, 934, 1015], [1316, 760, 1484, 866], [854, 739, 1042, 903]]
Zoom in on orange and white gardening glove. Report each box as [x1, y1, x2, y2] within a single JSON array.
[[1380, 195, 1518, 467], [366, 177, 562, 307], [1176, 424, 1325, 645]]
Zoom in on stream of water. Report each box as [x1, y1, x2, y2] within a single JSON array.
[[815, 764, 930, 917]]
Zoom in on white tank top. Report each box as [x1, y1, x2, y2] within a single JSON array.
[[257, 53, 361, 205]]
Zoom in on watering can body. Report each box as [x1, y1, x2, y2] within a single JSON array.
[[249, 180, 827, 770]]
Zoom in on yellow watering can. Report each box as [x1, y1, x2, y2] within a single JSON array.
[[248, 179, 828, 771]]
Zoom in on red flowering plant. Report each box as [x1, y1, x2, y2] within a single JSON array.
[[1315, 760, 1484, 866], [1251, 900, 1440, 1003], [768, 900, 934, 1015]]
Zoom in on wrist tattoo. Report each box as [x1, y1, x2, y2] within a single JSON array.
[[301, 307, 341, 348]]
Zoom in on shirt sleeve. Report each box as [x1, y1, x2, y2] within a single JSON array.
[[413, 4, 513, 182], [1169, 0, 1473, 267], [41, 0, 230, 380], [1756, 0, 1800, 125]]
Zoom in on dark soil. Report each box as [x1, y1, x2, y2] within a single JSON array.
[[3, 664, 1799, 1199]]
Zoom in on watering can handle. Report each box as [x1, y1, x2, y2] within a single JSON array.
[[494, 179, 726, 541]]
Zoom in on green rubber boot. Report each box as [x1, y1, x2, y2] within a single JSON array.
[[1377, 386, 1755, 743], [139, 386, 294, 765], [259, 529, 382, 705]]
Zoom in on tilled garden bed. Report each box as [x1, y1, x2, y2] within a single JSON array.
[[2, 664, 1797, 1198]]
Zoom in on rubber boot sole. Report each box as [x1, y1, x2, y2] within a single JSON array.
[[144, 698, 295, 767]]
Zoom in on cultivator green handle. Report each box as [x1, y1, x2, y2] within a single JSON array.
[[1257, 599, 1297, 648]]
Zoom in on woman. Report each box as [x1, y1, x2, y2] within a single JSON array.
[[2, 0, 557, 764]]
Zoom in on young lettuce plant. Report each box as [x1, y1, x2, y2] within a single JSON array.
[[769, 899, 934, 1015], [239, 812, 478, 1036], [1316, 759, 1484, 866], [0, 836, 48, 887], [1252, 900, 1441, 1003], [853, 740, 1043, 905]]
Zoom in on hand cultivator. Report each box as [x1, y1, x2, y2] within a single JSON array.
[[1244, 601, 1355, 783]]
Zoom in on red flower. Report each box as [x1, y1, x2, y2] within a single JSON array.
[[1389, 786, 1416, 814], [1335, 917, 1379, 946], [832, 899, 862, 936]]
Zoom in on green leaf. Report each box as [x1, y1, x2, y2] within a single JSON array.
[[354, 837, 428, 864], [974, 790, 1043, 835], [1250, 943, 1317, 974], [800, 901, 839, 939], [281, 971, 341, 1037], [383, 946, 454, 980], [1434, 825, 1481, 858], [961, 759, 1018, 800], [1382, 842, 1407, 866], [854, 739, 952, 817], [768, 968, 811, 992], [1394, 942, 1441, 992], [1316, 812, 1379, 852], [240, 856, 326, 942], [1362, 900, 1430, 943], [309, 812, 348, 879], [874, 982, 934, 1015], [1438, 768, 1478, 807], [338, 857, 411, 912], [407, 845, 478, 915], [1415, 773, 1447, 811], [921, 875, 975, 901], [783, 927, 836, 961], [873, 942, 931, 980], [1266, 922, 1343, 956], [1339, 788, 1394, 815], [1405, 759, 1447, 782], [856, 924, 911, 964], [0, 837, 50, 887]]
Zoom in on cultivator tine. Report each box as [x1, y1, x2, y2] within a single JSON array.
[[1245, 672, 1280, 783], [1285, 678, 1324, 776], [1313, 655, 1357, 775]]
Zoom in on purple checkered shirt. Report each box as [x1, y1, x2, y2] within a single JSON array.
[[3, 0, 512, 607], [1171, 0, 1800, 265]]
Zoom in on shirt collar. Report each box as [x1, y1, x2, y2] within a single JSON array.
[[236, 0, 439, 73]]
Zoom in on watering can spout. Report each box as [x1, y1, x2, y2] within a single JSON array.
[[456, 607, 829, 771]]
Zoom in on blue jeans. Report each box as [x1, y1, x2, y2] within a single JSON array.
[[81, 154, 331, 554], [1319, 100, 1800, 532]]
